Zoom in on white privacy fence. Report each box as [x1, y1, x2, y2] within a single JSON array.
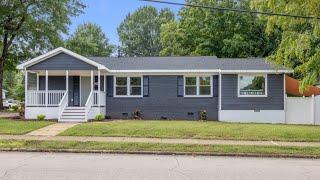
[[285, 95, 320, 125]]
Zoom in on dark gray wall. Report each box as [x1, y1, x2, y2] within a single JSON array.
[[106, 75, 219, 120], [39, 76, 66, 90], [28, 53, 97, 70], [221, 74, 284, 110]]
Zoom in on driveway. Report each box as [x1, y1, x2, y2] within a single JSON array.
[[0, 152, 319, 180]]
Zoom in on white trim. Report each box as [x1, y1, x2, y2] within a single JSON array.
[[98, 70, 101, 108], [113, 75, 143, 98], [66, 70, 69, 106], [283, 74, 286, 124], [237, 74, 268, 98], [218, 71, 222, 120], [109, 69, 293, 74], [183, 75, 213, 97], [25, 70, 28, 105], [17, 47, 108, 71], [90, 71, 93, 92]]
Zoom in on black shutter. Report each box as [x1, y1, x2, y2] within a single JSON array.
[[177, 76, 184, 97], [143, 76, 149, 97], [213, 75, 219, 97], [106, 76, 113, 97]]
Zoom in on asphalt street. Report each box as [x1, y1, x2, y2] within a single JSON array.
[[0, 152, 319, 180]]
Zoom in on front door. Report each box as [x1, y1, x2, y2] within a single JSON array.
[[68, 76, 80, 106]]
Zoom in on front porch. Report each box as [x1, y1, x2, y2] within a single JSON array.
[[25, 70, 106, 121]]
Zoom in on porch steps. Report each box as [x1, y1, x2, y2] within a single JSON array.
[[59, 107, 87, 122]]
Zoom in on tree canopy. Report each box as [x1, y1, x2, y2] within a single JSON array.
[[65, 22, 114, 57], [118, 6, 174, 56], [0, 0, 85, 108], [160, 0, 278, 58], [252, 0, 320, 91]]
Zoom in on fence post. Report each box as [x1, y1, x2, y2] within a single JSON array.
[[311, 94, 315, 125]]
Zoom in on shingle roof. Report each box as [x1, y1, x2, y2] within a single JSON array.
[[88, 56, 289, 71]]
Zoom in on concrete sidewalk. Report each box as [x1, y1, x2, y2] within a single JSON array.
[[1, 134, 320, 147], [27, 123, 79, 136]]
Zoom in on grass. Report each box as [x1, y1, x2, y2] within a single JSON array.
[[0, 119, 54, 135], [60, 120, 320, 142], [0, 139, 319, 157]]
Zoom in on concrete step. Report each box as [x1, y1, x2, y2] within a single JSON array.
[[59, 119, 87, 123], [61, 112, 85, 116]]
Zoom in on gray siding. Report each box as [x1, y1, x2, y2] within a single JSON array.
[[28, 53, 97, 70], [221, 74, 284, 110], [106, 75, 219, 120], [39, 76, 66, 90]]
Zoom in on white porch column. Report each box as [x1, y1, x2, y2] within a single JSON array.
[[98, 70, 101, 107], [25, 70, 28, 105], [65, 70, 69, 91], [45, 70, 48, 106], [66, 70, 69, 106], [104, 75, 106, 93], [36, 73, 39, 91], [90, 70, 93, 92]]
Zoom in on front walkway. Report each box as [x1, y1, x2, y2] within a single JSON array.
[[26, 123, 79, 136], [1, 134, 320, 147]]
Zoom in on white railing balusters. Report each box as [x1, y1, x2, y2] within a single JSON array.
[[93, 91, 106, 106], [85, 91, 94, 121], [58, 90, 68, 121], [27, 90, 66, 106]]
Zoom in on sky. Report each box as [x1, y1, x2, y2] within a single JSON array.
[[68, 0, 185, 45]]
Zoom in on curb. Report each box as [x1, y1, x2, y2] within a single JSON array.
[[0, 148, 319, 159]]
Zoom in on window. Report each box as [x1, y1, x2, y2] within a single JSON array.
[[238, 74, 267, 97], [184, 76, 212, 97], [114, 76, 142, 97]]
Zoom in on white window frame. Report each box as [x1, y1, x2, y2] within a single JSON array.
[[237, 74, 268, 97], [184, 75, 212, 97], [114, 76, 143, 98]]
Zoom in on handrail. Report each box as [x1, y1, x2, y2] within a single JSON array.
[[58, 90, 68, 121], [85, 91, 94, 121]]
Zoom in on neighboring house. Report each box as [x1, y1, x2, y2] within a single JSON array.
[[17, 47, 292, 123], [286, 75, 320, 97], [2, 89, 7, 100]]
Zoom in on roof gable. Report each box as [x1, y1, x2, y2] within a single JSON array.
[[17, 47, 107, 70]]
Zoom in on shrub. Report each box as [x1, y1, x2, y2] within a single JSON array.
[[95, 114, 104, 121], [132, 108, 142, 120], [10, 105, 19, 112], [18, 103, 25, 118], [199, 110, 207, 121], [37, 114, 46, 121]]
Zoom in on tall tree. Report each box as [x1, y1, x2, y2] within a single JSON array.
[[160, 0, 278, 58], [0, 0, 85, 109], [65, 22, 114, 56], [252, 0, 320, 91], [118, 6, 174, 56]]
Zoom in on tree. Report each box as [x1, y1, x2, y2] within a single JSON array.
[[160, 0, 278, 58], [0, 0, 85, 109], [118, 6, 174, 56], [252, 0, 320, 91], [65, 23, 114, 56]]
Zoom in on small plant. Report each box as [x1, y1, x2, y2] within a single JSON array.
[[37, 114, 46, 121], [10, 105, 19, 112], [18, 103, 25, 118], [95, 114, 104, 121], [132, 108, 142, 120], [199, 110, 207, 121]]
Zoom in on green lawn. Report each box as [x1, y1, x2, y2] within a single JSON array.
[[0, 139, 319, 157], [0, 119, 54, 135], [60, 120, 320, 142]]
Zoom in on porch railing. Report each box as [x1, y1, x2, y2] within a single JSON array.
[[58, 90, 68, 121], [85, 91, 94, 121], [26, 90, 66, 106], [93, 91, 106, 106]]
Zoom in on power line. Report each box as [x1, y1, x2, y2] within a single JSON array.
[[140, 0, 320, 20]]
